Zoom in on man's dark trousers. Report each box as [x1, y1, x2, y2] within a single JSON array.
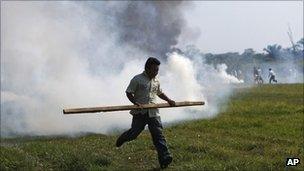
[[117, 112, 171, 164], [269, 75, 277, 83]]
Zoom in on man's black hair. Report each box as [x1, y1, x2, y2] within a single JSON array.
[[145, 57, 161, 70]]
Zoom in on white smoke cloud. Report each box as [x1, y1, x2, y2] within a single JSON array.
[[1, 1, 137, 137], [163, 53, 203, 101], [216, 64, 244, 84], [1, 2, 244, 137], [159, 52, 243, 122]]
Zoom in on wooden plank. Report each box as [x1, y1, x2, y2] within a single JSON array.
[[63, 101, 204, 114]]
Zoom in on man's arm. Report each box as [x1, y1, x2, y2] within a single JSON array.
[[126, 92, 142, 106], [158, 93, 176, 106]]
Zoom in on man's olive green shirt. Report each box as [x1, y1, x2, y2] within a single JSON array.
[[126, 71, 163, 117]]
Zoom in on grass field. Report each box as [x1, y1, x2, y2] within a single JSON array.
[[1, 84, 303, 170]]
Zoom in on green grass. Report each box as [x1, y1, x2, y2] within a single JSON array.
[[1, 84, 303, 170]]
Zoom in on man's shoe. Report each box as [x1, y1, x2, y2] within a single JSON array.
[[115, 137, 125, 147], [160, 156, 173, 169]]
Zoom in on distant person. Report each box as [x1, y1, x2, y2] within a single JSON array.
[[257, 67, 263, 84], [253, 67, 258, 77], [268, 68, 277, 83], [257, 67, 262, 76], [253, 67, 259, 84], [116, 57, 175, 169], [234, 70, 238, 78]]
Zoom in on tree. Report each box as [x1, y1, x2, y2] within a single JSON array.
[[296, 38, 304, 51], [242, 48, 255, 57], [263, 44, 282, 60]]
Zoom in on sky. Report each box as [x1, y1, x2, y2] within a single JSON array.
[[179, 1, 303, 54]]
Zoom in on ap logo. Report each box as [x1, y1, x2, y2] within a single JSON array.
[[286, 158, 300, 166]]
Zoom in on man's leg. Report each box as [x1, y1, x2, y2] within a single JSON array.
[[116, 114, 147, 147], [148, 116, 172, 168]]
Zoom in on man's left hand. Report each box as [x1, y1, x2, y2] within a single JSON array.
[[168, 99, 176, 106]]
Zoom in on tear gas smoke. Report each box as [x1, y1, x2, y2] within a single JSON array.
[[107, 1, 186, 58]]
